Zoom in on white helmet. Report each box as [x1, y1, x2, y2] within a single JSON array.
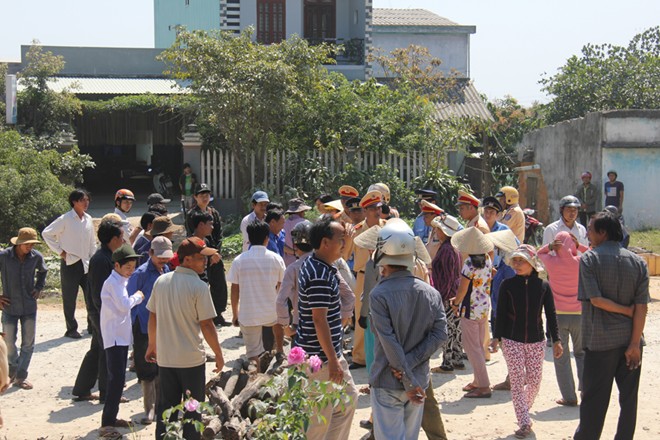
[[374, 218, 415, 269], [368, 183, 391, 204]]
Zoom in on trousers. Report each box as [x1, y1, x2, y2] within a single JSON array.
[[60, 260, 89, 333], [502, 339, 545, 428]]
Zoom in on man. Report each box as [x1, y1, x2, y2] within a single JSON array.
[[574, 212, 649, 440], [419, 200, 444, 259], [0, 228, 47, 390], [146, 237, 225, 440], [369, 221, 448, 440], [282, 198, 312, 266], [495, 186, 525, 243], [456, 190, 489, 234], [146, 193, 171, 209], [295, 217, 358, 439], [575, 171, 597, 226], [338, 185, 360, 224], [265, 209, 286, 258], [240, 190, 270, 252], [72, 220, 124, 403], [482, 197, 509, 234], [227, 221, 286, 361], [604, 170, 624, 214], [179, 163, 197, 210], [113, 189, 140, 245], [543, 195, 588, 246], [345, 197, 365, 226], [42, 189, 96, 339], [413, 189, 438, 244], [127, 236, 172, 425]]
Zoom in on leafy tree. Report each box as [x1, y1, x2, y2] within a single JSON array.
[[0, 63, 7, 127], [540, 26, 660, 124]]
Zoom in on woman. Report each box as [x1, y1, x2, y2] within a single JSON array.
[[491, 244, 563, 439], [429, 215, 464, 373], [538, 231, 587, 407], [449, 227, 493, 398]]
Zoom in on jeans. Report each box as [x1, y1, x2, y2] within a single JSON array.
[[102, 345, 128, 427], [156, 364, 206, 440], [553, 314, 584, 402], [574, 347, 641, 440], [1, 312, 36, 380], [60, 260, 89, 333], [372, 387, 424, 440]]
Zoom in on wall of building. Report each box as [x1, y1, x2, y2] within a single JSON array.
[[155, 0, 221, 48]]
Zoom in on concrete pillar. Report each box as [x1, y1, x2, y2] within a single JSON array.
[[180, 124, 203, 179]]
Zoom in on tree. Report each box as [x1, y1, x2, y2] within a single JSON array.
[[540, 26, 660, 124]]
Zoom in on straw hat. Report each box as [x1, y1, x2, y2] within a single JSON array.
[[431, 214, 462, 237], [486, 229, 518, 253], [323, 199, 343, 212], [414, 236, 432, 265], [450, 227, 493, 255], [353, 224, 381, 250], [10, 227, 41, 245], [506, 244, 544, 272]]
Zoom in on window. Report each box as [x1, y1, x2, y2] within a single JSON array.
[[257, 0, 286, 44], [304, 0, 336, 42]]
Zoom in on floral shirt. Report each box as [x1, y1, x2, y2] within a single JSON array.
[[460, 257, 492, 320]]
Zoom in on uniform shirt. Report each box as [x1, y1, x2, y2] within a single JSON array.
[[226, 246, 285, 326], [413, 215, 431, 244], [466, 214, 490, 234], [369, 271, 447, 392], [127, 259, 170, 334], [500, 204, 525, 243], [42, 209, 96, 273], [147, 266, 217, 368], [0, 247, 47, 316], [578, 241, 649, 351], [543, 218, 588, 246], [100, 270, 143, 349], [295, 253, 342, 362]]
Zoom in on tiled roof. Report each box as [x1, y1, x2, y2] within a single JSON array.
[[433, 82, 493, 122], [373, 9, 459, 27], [18, 77, 188, 95]]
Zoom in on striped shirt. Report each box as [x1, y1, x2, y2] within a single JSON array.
[[295, 253, 342, 362]]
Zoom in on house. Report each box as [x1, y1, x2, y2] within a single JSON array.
[[515, 109, 660, 230]]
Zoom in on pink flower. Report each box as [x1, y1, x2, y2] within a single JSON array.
[[308, 355, 323, 373], [288, 346, 306, 365], [184, 398, 200, 412]]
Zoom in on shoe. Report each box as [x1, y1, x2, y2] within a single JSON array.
[[431, 365, 454, 374], [348, 362, 365, 370], [215, 315, 232, 327], [64, 330, 82, 339], [514, 425, 532, 438], [73, 393, 99, 402], [113, 419, 133, 428], [464, 388, 492, 398], [452, 362, 466, 370], [359, 419, 373, 430], [556, 398, 578, 407], [492, 379, 511, 391]]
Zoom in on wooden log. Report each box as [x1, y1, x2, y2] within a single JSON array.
[[220, 416, 248, 440], [223, 360, 246, 397], [205, 369, 232, 394], [207, 386, 233, 423], [202, 416, 223, 440], [231, 374, 271, 419], [229, 372, 249, 399]]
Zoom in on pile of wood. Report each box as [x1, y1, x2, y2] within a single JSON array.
[[201, 351, 287, 440]]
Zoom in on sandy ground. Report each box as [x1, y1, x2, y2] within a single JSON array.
[[0, 277, 657, 439]]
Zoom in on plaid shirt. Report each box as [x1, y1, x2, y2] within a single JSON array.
[[578, 241, 649, 351]]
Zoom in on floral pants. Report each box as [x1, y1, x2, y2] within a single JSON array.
[[501, 339, 546, 428], [442, 300, 463, 367]]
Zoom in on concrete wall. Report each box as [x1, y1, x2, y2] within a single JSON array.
[[155, 0, 221, 48], [286, 0, 304, 38]]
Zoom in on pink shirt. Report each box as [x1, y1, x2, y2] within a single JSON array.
[[537, 231, 588, 313]]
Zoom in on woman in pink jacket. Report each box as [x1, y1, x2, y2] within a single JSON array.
[[538, 231, 588, 407]]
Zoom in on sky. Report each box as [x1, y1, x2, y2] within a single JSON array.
[[1, 0, 658, 105]]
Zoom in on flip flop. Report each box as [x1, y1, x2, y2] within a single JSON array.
[[73, 393, 100, 402], [99, 426, 122, 439], [464, 389, 492, 398], [13, 379, 33, 390], [462, 383, 478, 392]]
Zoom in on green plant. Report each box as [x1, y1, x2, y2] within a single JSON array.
[[411, 168, 471, 216], [222, 233, 243, 258], [162, 390, 214, 440]]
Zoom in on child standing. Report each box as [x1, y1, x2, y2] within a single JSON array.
[[491, 244, 563, 439], [99, 244, 144, 438]]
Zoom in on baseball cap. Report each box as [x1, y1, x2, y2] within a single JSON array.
[[150, 236, 174, 259], [112, 243, 141, 263], [177, 237, 217, 259], [251, 191, 270, 203], [147, 193, 171, 205]]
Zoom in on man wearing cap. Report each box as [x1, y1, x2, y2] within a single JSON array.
[[345, 197, 365, 226], [240, 191, 270, 252], [146, 237, 225, 440], [413, 189, 438, 244], [574, 172, 597, 226], [282, 198, 312, 267], [369, 220, 447, 440], [456, 190, 490, 234], [543, 196, 588, 247], [0, 228, 47, 390], [127, 236, 172, 425], [419, 200, 445, 259], [495, 186, 525, 243], [338, 185, 359, 224], [43, 189, 96, 339], [604, 170, 624, 214]]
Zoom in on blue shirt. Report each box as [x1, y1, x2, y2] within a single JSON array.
[[133, 235, 151, 266], [0, 247, 47, 316], [267, 230, 286, 257], [127, 259, 170, 334], [412, 215, 431, 244]]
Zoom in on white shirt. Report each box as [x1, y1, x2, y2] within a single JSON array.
[[543, 218, 588, 246], [239, 211, 257, 252], [114, 207, 134, 244], [226, 245, 285, 326], [100, 270, 143, 349], [42, 209, 96, 273]]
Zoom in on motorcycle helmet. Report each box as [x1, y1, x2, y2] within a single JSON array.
[[495, 186, 519, 205], [559, 195, 580, 209], [603, 205, 620, 216], [115, 189, 135, 203], [368, 183, 391, 205], [291, 220, 313, 246], [374, 218, 415, 269]]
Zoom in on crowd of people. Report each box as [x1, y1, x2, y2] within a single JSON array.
[[0, 167, 650, 440]]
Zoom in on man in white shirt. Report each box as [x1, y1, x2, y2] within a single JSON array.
[[239, 191, 270, 252], [42, 189, 97, 339], [543, 195, 588, 247], [228, 220, 285, 362], [113, 189, 140, 245]]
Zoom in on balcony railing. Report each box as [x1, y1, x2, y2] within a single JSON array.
[[305, 37, 365, 65]]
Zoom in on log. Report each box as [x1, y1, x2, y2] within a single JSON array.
[[207, 386, 233, 422], [223, 360, 246, 397], [205, 369, 232, 393], [220, 416, 248, 440], [202, 416, 223, 440], [231, 374, 271, 419], [229, 372, 249, 399]]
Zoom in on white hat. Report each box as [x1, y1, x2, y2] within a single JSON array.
[[450, 227, 494, 255], [486, 229, 518, 253], [431, 214, 462, 237]]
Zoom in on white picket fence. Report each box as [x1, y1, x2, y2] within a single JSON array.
[[200, 148, 442, 199]]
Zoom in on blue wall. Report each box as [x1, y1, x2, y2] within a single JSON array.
[[155, 0, 221, 48]]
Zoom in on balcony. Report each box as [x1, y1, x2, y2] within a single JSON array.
[[305, 37, 364, 65]]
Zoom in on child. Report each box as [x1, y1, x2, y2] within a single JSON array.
[[99, 244, 144, 438], [179, 163, 198, 210], [491, 244, 562, 439]]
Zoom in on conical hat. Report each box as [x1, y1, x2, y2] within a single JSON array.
[[354, 225, 381, 250], [414, 236, 432, 265], [486, 229, 518, 253], [450, 226, 493, 255]]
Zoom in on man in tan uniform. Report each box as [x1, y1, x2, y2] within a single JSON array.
[[496, 186, 525, 243], [456, 190, 489, 234], [419, 200, 445, 260], [338, 185, 359, 225]]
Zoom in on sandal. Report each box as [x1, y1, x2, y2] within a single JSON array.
[[464, 388, 492, 398], [99, 426, 122, 439], [514, 425, 533, 438], [13, 379, 33, 390], [462, 383, 478, 392], [431, 365, 454, 374], [556, 398, 578, 407], [73, 393, 100, 402]]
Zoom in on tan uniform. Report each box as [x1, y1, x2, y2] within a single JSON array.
[[425, 228, 442, 261], [467, 214, 490, 234], [501, 204, 525, 243]]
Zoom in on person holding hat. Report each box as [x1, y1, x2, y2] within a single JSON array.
[[574, 172, 597, 226], [146, 237, 225, 440], [543, 196, 588, 246], [99, 244, 144, 438], [0, 228, 47, 391], [449, 227, 493, 398], [179, 163, 198, 211], [126, 236, 173, 424], [42, 189, 96, 339], [413, 189, 438, 244], [604, 170, 624, 214], [456, 189, 490, 234], [240, 190, 270, 252], [495, 187, 525, 243], [282, 198, 312, 267], [491, 244, 562, 439]]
